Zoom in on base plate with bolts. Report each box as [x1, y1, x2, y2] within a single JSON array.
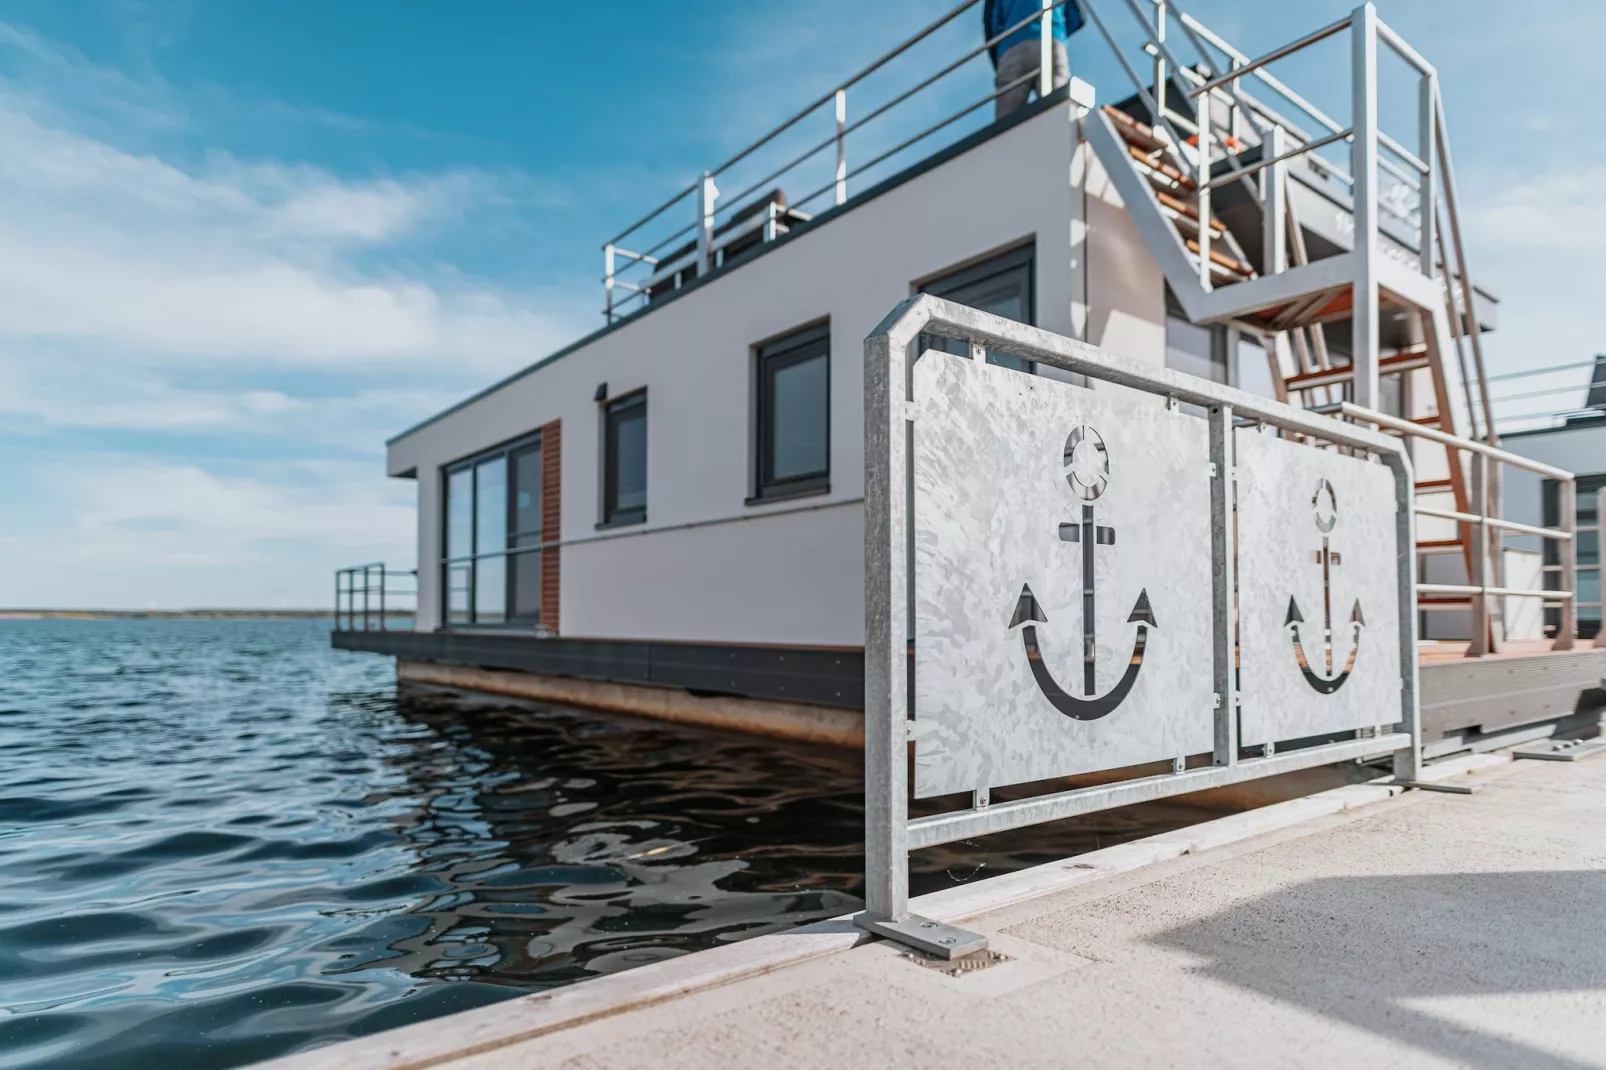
[[903, 947, 1010, 976], [1512, 738, 1606, 762], [854, 913, 989, 960]]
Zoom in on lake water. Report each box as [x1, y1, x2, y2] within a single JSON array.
[[0, 619, 1221, 1069]]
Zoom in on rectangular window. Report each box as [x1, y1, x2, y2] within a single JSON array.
[[918, 243, 1035, 373], [441, 429, 552, 628], [509, 443, 544, 622], [603, 392, 647, 526], [753, 324, 829, 502]]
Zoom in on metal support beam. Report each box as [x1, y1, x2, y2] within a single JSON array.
[[1040, 0, 1054, 98], [1349, 3, 1381, 412], [1468, 452, 1488, 657], [834, 90, 848, 206], [1261, 125, 1287, 277], [1556, 480, 1578, 651], [696, 172, 718, 276], [1210, 403, 1237, 766]]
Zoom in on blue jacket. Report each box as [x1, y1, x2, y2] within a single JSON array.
[[985, 0, 1082, 66]]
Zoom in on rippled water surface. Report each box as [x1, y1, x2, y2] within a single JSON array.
[[0, 620, 1221, 1070]]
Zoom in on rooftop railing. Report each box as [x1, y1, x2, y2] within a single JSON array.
[[601, 0, 1078, 324]]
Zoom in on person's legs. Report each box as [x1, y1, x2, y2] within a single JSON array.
[[994, 40, 1036, 118], [994, 39, 1071, 119], [1051, 38, 1069, 92]]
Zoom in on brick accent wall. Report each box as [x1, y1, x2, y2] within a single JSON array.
[[540, 420, 562, 633]]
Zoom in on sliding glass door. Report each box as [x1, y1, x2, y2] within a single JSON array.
[[442, 434, 544, 627]]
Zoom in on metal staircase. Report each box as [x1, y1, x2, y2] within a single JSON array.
[[1080, 0, 1504, 646]]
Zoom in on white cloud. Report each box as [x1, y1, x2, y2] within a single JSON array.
[[1468, 166, 1606, 252], [0, 456, 416, 608], [0, 25, 591, 608]]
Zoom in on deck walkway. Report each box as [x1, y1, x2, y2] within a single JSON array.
[[264, 750, 1606, 1070]]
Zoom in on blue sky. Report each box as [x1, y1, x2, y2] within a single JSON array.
[[0, 0, 1600, 608]]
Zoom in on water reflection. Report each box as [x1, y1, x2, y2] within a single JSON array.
[[0, 619, 1227, 1070]]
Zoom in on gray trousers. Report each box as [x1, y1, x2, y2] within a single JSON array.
[[995, 38, 1069, 119]]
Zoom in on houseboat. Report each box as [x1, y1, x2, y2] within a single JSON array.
[[335, 1, 1606, 756]]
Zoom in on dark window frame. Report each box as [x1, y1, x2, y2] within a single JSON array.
[[750, 321, 831, 505], [440, 428, 546, 630], [916, 241, 1036, 374], [600, 389, 648, 528]]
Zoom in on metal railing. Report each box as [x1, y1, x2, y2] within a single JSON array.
[[861, 295, 1421, 945], [601, 0, 1077, 323], [1582, 490, 1605, 646], [1083, 2, 1494, 440], [1488, 357, 1606, 431], [1338, 403, 1580, 654], [334, 563, 418, 632]]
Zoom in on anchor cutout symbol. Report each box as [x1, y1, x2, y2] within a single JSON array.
[[1008, 426, 1157, 722], [1287, 478, 1365, 694]]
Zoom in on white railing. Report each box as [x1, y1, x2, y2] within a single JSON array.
[[1340, 403, 1582, 654], [1082, 1, 1494, 442], [601, 0, 1077, 324]]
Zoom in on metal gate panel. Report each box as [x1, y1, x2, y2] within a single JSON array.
[[1236, 426, 1404, 745], [911, 349, 1216, 797]]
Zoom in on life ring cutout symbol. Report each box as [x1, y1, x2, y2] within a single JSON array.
[[1312, 478, 1337, 533], [1064, 425, 1109, 502]]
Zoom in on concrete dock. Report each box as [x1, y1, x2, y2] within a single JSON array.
[[263, 750, 1606, 1070]]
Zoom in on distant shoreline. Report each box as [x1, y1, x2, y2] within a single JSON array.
[[0, 610, 350, 620]]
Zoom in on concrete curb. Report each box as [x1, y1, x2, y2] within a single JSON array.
[[252, 752, 1509, 1070]]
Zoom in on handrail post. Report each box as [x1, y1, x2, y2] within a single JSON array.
[[1350, 3, 1381, 412], [697, 172, 718, 277], [835, 89, 848, 206], [379, 566, 387, 632], [1595, 488, 1605, 649], [1468, 451, 1488, 657], [1593, 485, 1606, 649], [1198, 115, 1213, 291], [334, 569, 342, 631], [1418, 74, 1437, 280], [1556, 479, 1578, 650], [1153, 1, 1167, 127], [1262, 124, 1287, 275], [603, 244, 616, 324], [1040, 0, 1054, 98], [363, 564, 372, 632]]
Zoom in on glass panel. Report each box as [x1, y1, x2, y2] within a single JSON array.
[[608, 398, 647, 519], [511, 549, 542, 622], [920, 249, 1033, 372], [770, 350, 828, 481], [1579, 530, 1599, 566], [511, 445, 543, 544], [447, 468, 473, 560], [475, 457, 507, 556], [447, 564, 471, 624], [475, 556, 506, 624]]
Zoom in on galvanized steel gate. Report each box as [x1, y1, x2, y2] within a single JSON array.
[[859, 296, 1421, 956]]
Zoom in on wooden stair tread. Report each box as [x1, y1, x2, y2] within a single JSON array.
[[1154, 189, 1226, 234], [1127, 143, 1196, 190], [1284, 348, 1433, 390], [1415, 479, 1455, 492], [1184, 237, 1253, 277], [1103, 105, 1169, 153], [1417, 539, 1466, 553]]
